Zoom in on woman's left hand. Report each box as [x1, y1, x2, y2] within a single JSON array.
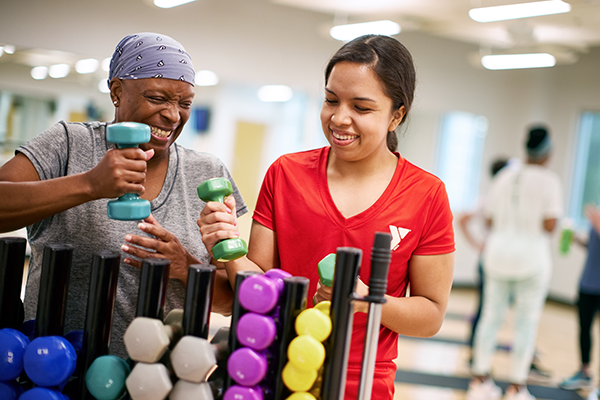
[[121, 214, 197, 284]]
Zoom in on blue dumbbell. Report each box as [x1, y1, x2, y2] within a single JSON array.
[[0, 328, 30, 381], [19, 387, 66, 400], [0, 381, 24, 400], [23, 336, 77, 388], [106, 122, 151, 221]]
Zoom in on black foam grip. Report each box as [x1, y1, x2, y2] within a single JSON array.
[[35, 244, 73, 337], [369, 232, 392, 300], [183, 264, 216, 338], [321, 247, 362, 400], [0, 237, 27, 329]]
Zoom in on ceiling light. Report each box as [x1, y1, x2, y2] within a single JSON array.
[[154, 0, 196, 8], [195, 70, 219, 86], [481, 53, 556, 70], [48, 63, 70, 79], [330, 20, 401, 42], [31, 66, 48, 80], [3, 45, 15, 54], [75, 58, 99, 74], [98, 79, 110, 93], [257, 85, 293, 102], [102, 57, 111, 72], [469, 1, 571, 23]]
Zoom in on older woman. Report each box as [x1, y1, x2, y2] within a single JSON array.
[[0, 32, 245, 358]]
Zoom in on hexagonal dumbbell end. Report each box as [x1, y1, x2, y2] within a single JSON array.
[[169, 379, 215, 400], [123, 317, 182, 363], [170, 336, 220, 383], [125, 362, 172, 400]]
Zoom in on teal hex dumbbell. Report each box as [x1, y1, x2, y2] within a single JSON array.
[[197, 178, 248, 262], [106, 122, 151, 221]]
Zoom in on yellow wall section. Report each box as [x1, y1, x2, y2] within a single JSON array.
[[231, 121, 265, 242]]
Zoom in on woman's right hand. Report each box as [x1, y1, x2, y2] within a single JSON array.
[[197, 195, 241, 258], [86, 147, 154, 200]]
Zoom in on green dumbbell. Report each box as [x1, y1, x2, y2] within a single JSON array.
[[317, 253, 336, 287], [106, 122, 151, 221], [85, 355, 130, 400], [197, 178, 248, 262]]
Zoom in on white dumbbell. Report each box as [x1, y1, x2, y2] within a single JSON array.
[[124, 311, 183, 363], [126, 362, 173, 400]]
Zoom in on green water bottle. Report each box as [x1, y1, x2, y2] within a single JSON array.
[[559, 218, 574, 256]]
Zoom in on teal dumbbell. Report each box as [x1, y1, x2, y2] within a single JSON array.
[[197, 178, 248, 262], [318, 253, 336, 287], [106, 122, 151, 221], [85, 355, 130, 400]]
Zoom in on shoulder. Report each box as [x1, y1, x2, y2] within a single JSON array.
[[272, 148, 322, 168], [400, 157, 446, 194]]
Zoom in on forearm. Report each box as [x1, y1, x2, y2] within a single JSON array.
[[0, 174, 95, 232], [373, 294, 447, 338], [210, 269, 234, 316]]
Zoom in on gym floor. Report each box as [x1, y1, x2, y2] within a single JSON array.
[[210, 287, 593, 400]]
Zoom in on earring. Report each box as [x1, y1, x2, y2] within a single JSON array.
[[113, 101, 118, 106]]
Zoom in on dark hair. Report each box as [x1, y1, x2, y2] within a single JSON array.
[[527, 125, 549, 150], [324, 35, 416, 152], [490, 158, 509, 177]]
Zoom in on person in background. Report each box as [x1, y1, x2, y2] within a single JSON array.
[[460, 157, 552, 383], [467, 126, 563, 400], [0, 32, 245, 358], [198, 34, 455, 400], [560, 205, 600, 400]]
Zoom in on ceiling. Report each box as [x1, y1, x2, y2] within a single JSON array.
[[0, 0, 599, 98], [275, 0, 600, 61]]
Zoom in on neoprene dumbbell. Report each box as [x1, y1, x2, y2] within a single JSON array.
[[224, 384, 264, 400], [125, 362, 172, 400], [170, 327, 229, 383], [317, 253, 336, 288], [85, 355, 130, 400], [287, 335, 326, 372], [123, 315, 182, 363], [227, 347, 269, 387], [0, 380, 24, 400], [238, 270, 292, 315], [236, 312, 277, 351], [286, 392, 317, 400], [23, 335, 77, 388], [19, 387, 67, 400], [0, 328, 30, 381], [106, 122, 151, 221], [295, 308, 332, 343], [197, 177, 248, 261]]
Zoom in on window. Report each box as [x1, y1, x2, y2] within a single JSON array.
[[435, 111, 488, 212], [570, 111, 600, 229]]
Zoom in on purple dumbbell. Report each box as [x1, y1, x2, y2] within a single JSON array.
[[224, 384, 264, 400], [227, 347, 269, 387], [236, 313, 277, 351], [0, 328, 30, 381], [23, 336, 77, 388], [238, 270, 291, 315]]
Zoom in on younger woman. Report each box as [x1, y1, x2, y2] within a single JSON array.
[[198, 34, 455, 399]]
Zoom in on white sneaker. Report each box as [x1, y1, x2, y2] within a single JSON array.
[[588, 388, 599, 400], [466, 378, 503, 400], [504, 387, 535, 400]]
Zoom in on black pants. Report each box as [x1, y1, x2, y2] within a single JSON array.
[[578, 291, 600, 365]]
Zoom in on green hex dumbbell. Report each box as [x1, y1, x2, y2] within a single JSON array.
[[197, 178, 248, 262], [106, 122, 151, 221], [317, 253, 336, 287]]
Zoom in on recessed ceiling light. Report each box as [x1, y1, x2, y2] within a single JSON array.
[[154, 0, 196, 9], [469, 1, 571, 23], [75, 58, 99, 74], [3, 45, 15, 54], [330, 20, 400, 42], [257, 85, 293, 102], [195, 70, 219, 86], [31, 66, 48, 80], [48, 63, 70, 79], [481, 53, 556, 70]]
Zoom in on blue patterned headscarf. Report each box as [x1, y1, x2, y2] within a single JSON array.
[[108, 32, 195, 86]]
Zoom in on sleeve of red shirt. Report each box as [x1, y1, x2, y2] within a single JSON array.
[[413, 180, 455, 255], [252, 157, 279, 231]]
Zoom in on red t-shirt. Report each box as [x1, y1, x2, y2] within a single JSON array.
[[253, 147, 455, 399]]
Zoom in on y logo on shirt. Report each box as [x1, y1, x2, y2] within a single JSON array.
[[389, 225, 411, 250]]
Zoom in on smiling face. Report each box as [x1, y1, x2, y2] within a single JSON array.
[[110, 78, 195, 160], [320, 61, 405, 163]]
